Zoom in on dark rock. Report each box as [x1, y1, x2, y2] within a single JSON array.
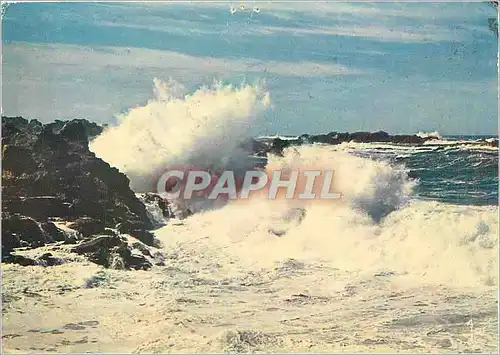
[[2, 116, 152, 233], [67, 217, 105, 238], [138, 193, 170, 219], [59, 121, 91, 142], [117, 246, 152, 270], [2, 252, 64, 267], [128, 229, 159, 247], [249, 130, 433, 156], [3, 254, 38, 266], [115, 218, 160, 247], [116, 220, 148, 234], [4, 196, 73, 220], [2, 145, 37, 175], [1, 233, 21, 259], [71, 235, 152, 270], [391, 135, 426, 144], [2, 214, 47, 250], [131, 241, 153, 257], [152, 251, 166, 266], [71, 235, 123, 255], [37, 253, 64, 266], [350, 131, 390, 143], [269, 138, 293, 156], [39, 222, 67, 242]]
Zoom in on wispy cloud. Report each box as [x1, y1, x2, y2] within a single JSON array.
[[2, 2, 496, 134], [2, 41, 362, 123], [256, 24, 457, 43], [96, 2, 487, 44], [4, 41, 362, 77]]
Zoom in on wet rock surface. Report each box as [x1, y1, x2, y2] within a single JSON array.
[[1, 116, 159, 268]]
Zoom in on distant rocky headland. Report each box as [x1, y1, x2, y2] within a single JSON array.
[[240, 131, 498, 157]]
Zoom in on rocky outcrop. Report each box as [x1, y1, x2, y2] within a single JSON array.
[[2, 116, 151, 229], [1, 116, 158, 265], [248, 131, 438, 156], [71, 235, 152, 270], [238, 138, 269, 157], [2, 252, 65, 267]]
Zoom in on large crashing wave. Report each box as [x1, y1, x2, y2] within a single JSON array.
[[90, 78, 414, 220], [266, 146, 414, 222], [90, 78, 270, 192], [90, 78, 498, 288]]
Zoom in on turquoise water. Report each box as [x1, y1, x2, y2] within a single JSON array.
[[349, 136, 498, 206]]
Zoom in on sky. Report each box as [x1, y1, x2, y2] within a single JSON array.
[[2, 1, 498, 135]]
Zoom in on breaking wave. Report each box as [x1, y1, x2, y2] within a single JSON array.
[[90, 78, 270, 192], [416, 130, 441, 139], [91, 78, 498, 288]]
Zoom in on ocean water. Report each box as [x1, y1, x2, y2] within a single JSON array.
[[89, 80, 499, 292], [335, 137, 498, 206], [3, 79, 498, 353]]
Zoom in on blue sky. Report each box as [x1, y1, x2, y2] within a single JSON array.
[[2, 2, 498, 135]]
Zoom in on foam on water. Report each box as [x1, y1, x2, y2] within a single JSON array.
[[3, 79, 498, 353], [90, 78, 498, 290], [155, 145, 498, 289]]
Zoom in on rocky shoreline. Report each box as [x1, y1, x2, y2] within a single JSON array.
[[2, 116, 498, 271], [2, 116, 168, 270]]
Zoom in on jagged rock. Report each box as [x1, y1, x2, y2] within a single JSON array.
[[152, 251, 166, 266], [1, 213, 77, 258], [3, 254, 37, 266], [115, 219, 160, 247], [1, 117, 160, 271], [1, 233, 21, 258], [2, 145, 37, 175], [118, 247, 152, 271], [2, 252, 64, 267], [2, 214, 47, 250], [128, 229, 160, 247], [39, 222, 67, 242], [71, 235, 152, 270], [269, 138, 293, 157], [37, 252, 65, 266], [4, 196, 73, 220], [71, 235, 123, 255], [138, 193, 170, 220], [2, 116, 153, 230], [116, 220, 148, 234], [67, 217, 105, 238], [131, 241, 153, 257]]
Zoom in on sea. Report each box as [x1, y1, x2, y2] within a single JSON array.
[[335, 135, 498, 206], [3, 80, 498, 353]]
